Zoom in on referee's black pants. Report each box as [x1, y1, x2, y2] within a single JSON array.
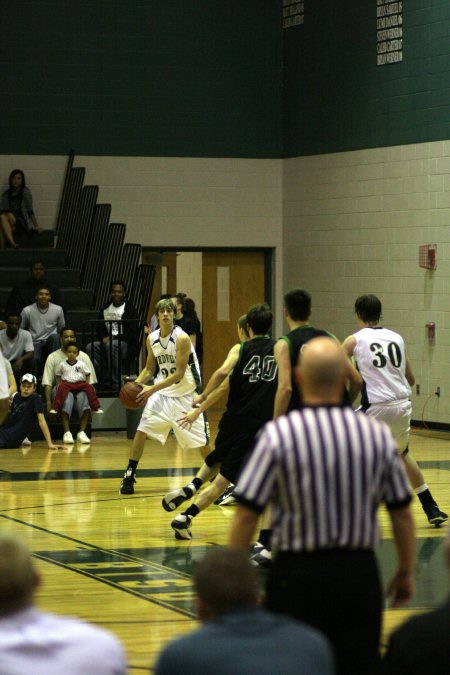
[[265, 549, 383, 675]]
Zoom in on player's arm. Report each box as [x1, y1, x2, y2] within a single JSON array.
[[178, 377, 230, 428], [342, 334, 356, 358], [344, 355, 362, 403], [134, 338, 157, 386], [405, 355, 415, 386], [136, 333, 191, 404], [273, 339, 292, 419], [341, 335, 362, 403], [386, 504, 415, 608], [194, 343, 240, 404]]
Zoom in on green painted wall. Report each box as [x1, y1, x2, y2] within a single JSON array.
[[284, 0, 450, 156], [5, 2, 449, 159], [2, 1, 282, 158]]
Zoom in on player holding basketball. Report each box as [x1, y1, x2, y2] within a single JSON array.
[[119, 298, 208, 495], [161, 303, 278, 540], [343, 294, 448, 527]]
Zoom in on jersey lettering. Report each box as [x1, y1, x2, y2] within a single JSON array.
[[242, 355, 277, 382], [369, 342, 402, 369], [160, 366, 177, 379], [157, 354, 176, 365]]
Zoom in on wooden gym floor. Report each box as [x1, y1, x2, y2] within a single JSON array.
[[0, 411, 449, 672]]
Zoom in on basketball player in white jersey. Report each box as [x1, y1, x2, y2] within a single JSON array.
[[119, 298, 208, 495], [343, 294, 447, 526]]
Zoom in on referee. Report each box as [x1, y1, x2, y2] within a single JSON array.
[[229, 336, 415, 675]]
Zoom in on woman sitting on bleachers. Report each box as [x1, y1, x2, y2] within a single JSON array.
[[0, 169, 41, 248]]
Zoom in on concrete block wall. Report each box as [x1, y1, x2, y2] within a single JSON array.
[[283, 140, 450, 424]]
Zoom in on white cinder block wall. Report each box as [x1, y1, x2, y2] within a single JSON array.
[[283, 141, 450, 424]]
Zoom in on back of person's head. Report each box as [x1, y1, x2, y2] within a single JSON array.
[[9, 169, 26, 192], [284, 288, 311, 321], [184, 298, 197, 318], [0, 531, 38, 616], [173, 292, 187, 312], [237, 314, 250, 339], [354, 294, 382, 323], [194, 548, 258, 619], [158, 294, 172, 302], [156, 298, 176, 314], [246, 303, 272, 335]]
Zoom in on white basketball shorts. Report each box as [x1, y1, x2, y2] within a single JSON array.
[[137, 391, 208, 450], [365, 399, 411, 453]]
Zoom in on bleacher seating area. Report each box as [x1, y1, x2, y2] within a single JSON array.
[[0, 153, 157, 438]]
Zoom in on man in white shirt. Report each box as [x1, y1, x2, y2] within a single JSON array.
[[86, 281, 139, 387], [42, 327, 98, 445], [343, 293, 447, 527], [0, 531, 126, 675], [20, 285, 65, 376]]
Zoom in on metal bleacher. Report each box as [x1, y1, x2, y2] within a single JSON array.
[[0, 150, 157, 386]]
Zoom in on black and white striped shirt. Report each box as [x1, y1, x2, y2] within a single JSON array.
[[234, 405, 412, 552]]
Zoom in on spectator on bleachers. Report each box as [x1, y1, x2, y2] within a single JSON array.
[[184, 297, 203, 365], [5, 260, 63, 314], [20, 285, 64, 376], [0, 313, 35, 385], [0, 170, 41, 248], [87, 281, 139, 387], [171, 293, 197, 346], [0, 373, 63, 450], [42, 327, 98, 445]]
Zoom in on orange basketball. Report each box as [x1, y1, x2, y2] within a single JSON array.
[[119, 381, 143, 409]]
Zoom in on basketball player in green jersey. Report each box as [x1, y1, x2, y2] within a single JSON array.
[[161, 303, 278, 540]]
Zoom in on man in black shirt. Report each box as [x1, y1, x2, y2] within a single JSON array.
[[0, 373, 61, 449], [253, 288, 361, 566], [5, 261, 63, 315], [161, 303, 278, 540], [171, 293, 197, 345], [274, 287, 360, 416]]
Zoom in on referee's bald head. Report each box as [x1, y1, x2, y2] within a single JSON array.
[[295, 336, 346, 404]]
